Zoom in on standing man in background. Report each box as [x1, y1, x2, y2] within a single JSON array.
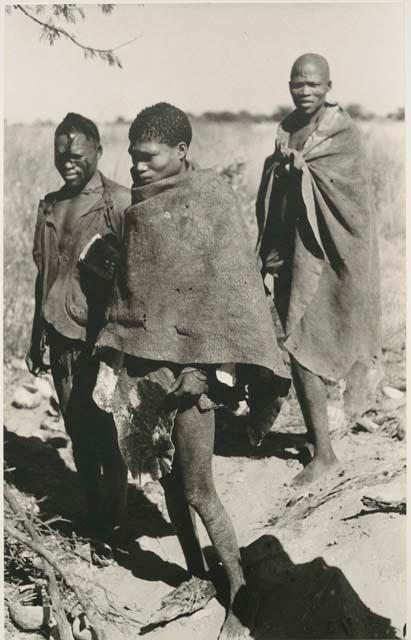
[[26, 112, 131, 548], [256, 54, 381, 486]]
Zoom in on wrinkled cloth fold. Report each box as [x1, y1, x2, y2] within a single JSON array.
[[94, 165, 290, 480], [257, 105, 381, 382], [97, 165, 289, 379]]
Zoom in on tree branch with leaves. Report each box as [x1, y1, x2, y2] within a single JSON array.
[[8, 4, 142, 68]]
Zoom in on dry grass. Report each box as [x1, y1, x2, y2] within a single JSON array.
[[3, 120, 405, 359]]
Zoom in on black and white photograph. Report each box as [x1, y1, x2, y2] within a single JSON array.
[[2, 2, 407, 639]]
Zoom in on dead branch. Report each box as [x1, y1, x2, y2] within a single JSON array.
[[271, 462, 406, 527], [147, 575, 216, 628], [4, 521, 109, 639], [4, 518, 143, 636], [5, 484, 170, 635], [4, 483, 73, 640], [361, 495, 406, 514]]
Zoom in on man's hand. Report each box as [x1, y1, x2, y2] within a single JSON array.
[[169, 368, 208, 405], [274, 140, 305, 171], [264, 248, 284, 277], [25, 345, 49, 377], [274, 139, 286, 162]]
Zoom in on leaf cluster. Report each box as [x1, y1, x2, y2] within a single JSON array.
[[11, 4, 123, 68]]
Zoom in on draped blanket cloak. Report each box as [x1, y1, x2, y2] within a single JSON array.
[[256, 105, 381, 382], [98, 165, 288, 378], [94, 166, 289, 480]]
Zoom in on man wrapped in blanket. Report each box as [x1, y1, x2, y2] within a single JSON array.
[[256, 54, 382, 487], [93, 103, 290, 639]]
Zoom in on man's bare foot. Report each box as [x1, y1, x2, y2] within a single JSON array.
[[218, 585, 259, 640], [291, 455, 342, 487], [219, 608, 252, 639]]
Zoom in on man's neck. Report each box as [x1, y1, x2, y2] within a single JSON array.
[[295, 103, 326, 129], [176, 159, 189, 176], [64, 170, 101, 196], [158, 159, 190, 183]]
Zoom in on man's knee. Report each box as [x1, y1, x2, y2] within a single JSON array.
[[184, 482, 218, 517], [291, 355, 325, 389]]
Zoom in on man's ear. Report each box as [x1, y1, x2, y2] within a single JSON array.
[[177, 142, 188, 160], [97, 143, 103, 159], [327, 80, 332, 91]]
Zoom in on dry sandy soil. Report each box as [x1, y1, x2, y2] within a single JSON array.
[[3, 353, 406, 640]]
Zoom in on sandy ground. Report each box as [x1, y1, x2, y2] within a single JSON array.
[[3, 361, 406, 640]]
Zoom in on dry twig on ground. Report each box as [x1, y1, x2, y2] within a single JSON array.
[[4, 482, 108, 639], [361, 495, 406, 514], [5, 482, 74, 640]]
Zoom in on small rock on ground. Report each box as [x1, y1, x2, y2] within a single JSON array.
[[12, 386, 42, 409]]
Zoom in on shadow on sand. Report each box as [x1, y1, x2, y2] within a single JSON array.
[[4, 425, 184, 588], [241, 534, 399, 639], [4, 426, 401, 638], [214, 410, 306, 461], [4, 426, 173, 539], [114, 539, 188, 588]]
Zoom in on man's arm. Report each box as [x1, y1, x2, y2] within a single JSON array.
[[26, 201, 50, 375], [259, 141, 306, 279], [26, 274, 48, 375]]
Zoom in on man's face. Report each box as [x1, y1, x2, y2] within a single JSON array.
[[289, 62, 331, 116], [54, 130, 101, 189], [128, 140, 187, 186]]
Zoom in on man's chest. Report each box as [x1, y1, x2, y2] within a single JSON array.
[[288, 122, 317, 151], [52, 193, 102, 252]]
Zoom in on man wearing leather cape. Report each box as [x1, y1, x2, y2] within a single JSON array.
[[256, 54, 381, 487], [93, 102, 289, 639]]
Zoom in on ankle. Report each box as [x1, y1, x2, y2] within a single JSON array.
[[229, 579, 247, 604], [314, 449, 338, 463]]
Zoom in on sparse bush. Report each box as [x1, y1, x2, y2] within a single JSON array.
[[345, 103, 375, 121], [387, 107, 404, 121], [272, 105, 293, 121]]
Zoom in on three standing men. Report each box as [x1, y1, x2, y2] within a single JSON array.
[[257, 53, 381, 485], [26, 51, 381, 636]]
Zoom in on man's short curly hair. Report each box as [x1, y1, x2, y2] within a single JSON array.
[[129, 102, 192, 147], [55, 112, 100, 145]]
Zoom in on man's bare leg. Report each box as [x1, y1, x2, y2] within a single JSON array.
[[161, 462, 207, 578], [173, 405, 258, 639], [291, 356, 340, 486], [247, 369, 288, 447]]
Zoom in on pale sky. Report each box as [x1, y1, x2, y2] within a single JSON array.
[[3, 2, 405, 123]]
